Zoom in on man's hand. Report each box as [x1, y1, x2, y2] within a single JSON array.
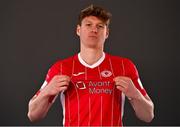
[[41, 75, 70, 96], [113, 76, 140, 100]]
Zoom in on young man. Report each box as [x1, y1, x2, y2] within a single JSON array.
[[28, 4, 154, 126]]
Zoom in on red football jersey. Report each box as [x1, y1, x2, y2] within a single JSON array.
[[36, 53, 146, 126]]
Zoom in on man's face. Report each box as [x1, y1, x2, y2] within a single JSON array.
[[76, 16, 109, 49]]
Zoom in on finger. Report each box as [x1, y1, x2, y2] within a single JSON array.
[[113, 76, 126, 81], [57, 81, 69, 87], [118, 79, 129, 85], [56, 75, 70, 82], [116, 85, 126, 93], [59, 86, 68, 92], [59, 75, 70, 79], [113, 76, 130, 82], [115, 80, 128, 88]]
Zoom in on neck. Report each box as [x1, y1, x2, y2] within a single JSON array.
[[80, 47, 104, 65]]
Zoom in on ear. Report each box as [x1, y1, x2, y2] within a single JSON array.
[[105, 27, 109, 39], [76, 25, 80, 36]]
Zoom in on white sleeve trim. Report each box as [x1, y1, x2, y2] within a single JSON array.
[[137, 78, 144, 89], [40, 81, 48, 90]]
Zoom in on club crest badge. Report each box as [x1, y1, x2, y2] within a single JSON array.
[[101, 70, 112, 78]]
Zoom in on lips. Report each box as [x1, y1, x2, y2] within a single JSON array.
[[88, 35, 98, 38]]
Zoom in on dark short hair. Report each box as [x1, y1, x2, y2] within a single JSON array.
[[78, 4, 112, 26]]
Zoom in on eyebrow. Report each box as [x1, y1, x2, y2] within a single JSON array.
[[83, 20, 105, 25]]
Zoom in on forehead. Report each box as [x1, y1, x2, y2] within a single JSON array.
[[82, 16, 105, 24]]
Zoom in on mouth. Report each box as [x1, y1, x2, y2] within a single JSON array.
[[88, 35, 98, 38]]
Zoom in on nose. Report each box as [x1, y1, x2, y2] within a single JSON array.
[[91, 25, 98, 33]]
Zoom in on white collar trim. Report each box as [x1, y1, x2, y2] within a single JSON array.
[[78, 52, 105, 69]]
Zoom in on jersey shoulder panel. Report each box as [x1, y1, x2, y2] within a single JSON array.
[[107, 54, 147, 96], [122, 58, 139, 80], [107, 53, 127, 64], [45, 55, 77, 82]]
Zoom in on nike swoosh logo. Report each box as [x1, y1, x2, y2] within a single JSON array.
[[72, 72, 85, 76]]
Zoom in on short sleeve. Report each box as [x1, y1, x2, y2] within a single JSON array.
[[123, 58, 147, 96], [45, 61, 62, 83], [35, 61, 62, 102]]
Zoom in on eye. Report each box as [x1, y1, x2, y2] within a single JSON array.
[[85, 23, 91, 26], [97, 24, 105, 29]]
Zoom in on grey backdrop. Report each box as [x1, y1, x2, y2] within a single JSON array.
[[0, 0, 179, 126]]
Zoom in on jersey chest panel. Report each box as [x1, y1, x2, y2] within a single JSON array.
[[62, 56, 124, 126]]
